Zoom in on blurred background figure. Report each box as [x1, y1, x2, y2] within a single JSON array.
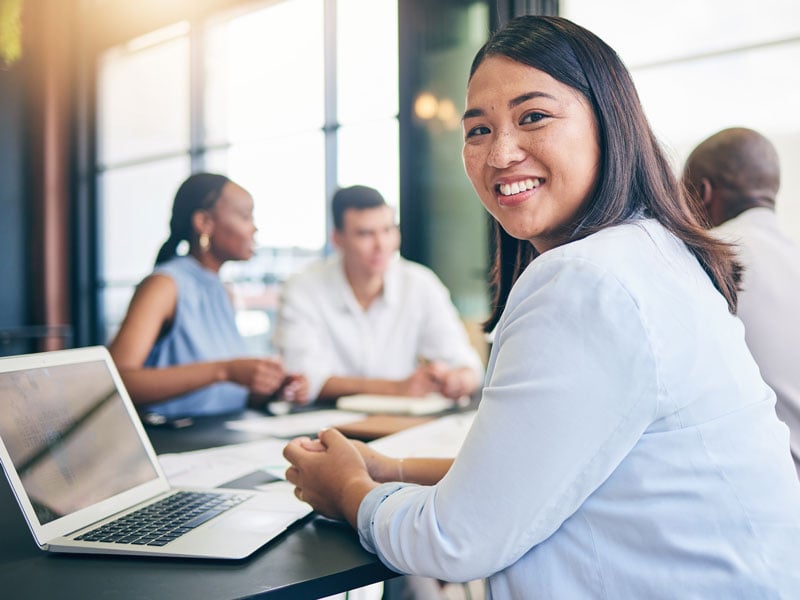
[[273, 185, 484, 404], [684, 127, 800, 478], [109, 172, 308, 420]]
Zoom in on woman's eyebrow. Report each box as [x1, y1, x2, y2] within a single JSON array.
[[462, 91, 558, 122], [509, 91, 557, 108], [462, 107, 483, 121]]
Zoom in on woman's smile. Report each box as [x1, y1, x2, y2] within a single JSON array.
[[495, 177, 543, 207]]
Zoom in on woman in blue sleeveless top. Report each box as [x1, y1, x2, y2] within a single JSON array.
[[109, 173, 308, 418]]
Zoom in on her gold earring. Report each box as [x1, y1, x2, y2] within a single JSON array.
[[199, 233, 211, 252]]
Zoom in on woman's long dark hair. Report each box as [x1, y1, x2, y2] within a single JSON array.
[[154, 172, 230, 266], [474, 16, 740, 332]]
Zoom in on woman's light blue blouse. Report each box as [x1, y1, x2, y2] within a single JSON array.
[[357, 219, 800, 598], [144, 256, 248, 418]]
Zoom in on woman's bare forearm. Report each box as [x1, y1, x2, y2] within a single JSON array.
[[392, 457, 454, 486], [117, 361, 229, 405]]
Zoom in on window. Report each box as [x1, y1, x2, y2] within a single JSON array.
[[97, 23, 191, 340], [96, 0, 399, 350], [562, 0, 800, 242], [336, 0, 400, 206]]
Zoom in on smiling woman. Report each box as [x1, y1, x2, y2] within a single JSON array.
[[282, 15, 800, 598]]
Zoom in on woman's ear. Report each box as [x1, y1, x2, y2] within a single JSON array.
[[191, 209, 214, 237], [700, 178, 713, 211]]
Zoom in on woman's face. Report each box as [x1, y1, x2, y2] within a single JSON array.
[[462, 55, 600, 253], [208, 182, 257, 261]]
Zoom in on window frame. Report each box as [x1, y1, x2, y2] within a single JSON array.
[[88, 0, 399, 345]]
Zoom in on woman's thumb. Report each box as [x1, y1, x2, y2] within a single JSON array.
[[317, 427, 347, 448]]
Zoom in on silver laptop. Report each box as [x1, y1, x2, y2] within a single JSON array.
[[0, 346, 311, 559]]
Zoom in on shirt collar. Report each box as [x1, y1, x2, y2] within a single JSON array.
[[332, 253, 401, 312]]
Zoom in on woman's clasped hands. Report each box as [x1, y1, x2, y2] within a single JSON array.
[[227, 357, 310, 405], [283, 429, 389, 525]]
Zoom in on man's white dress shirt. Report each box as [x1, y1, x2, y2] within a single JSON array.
[[273, 254, 484, 400], [714, 207, 800, 478]]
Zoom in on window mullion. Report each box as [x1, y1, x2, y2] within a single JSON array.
[[189, 19, 206, 172], [324, 0, 338, 254]]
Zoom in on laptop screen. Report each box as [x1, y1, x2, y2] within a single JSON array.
[[0, 360, 159, 525]]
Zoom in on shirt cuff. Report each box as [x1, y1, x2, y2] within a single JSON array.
[[357, 482, 407, 555]]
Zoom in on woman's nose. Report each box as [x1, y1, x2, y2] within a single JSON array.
[[487, 130, 526, 169]]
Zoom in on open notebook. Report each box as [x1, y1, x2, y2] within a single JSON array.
[[0, 346, 311, 559]]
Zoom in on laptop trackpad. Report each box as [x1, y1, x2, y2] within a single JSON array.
[[209, 509, 295, 535]]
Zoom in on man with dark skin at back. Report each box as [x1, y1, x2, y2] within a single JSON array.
[[684, 127, 800, 479]]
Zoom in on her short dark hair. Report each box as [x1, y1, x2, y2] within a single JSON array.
[[471, 16, 740, 331]]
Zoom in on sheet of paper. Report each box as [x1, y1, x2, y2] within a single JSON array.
[[158, 438, 291, 488], [368, 410, 477, 458], [224, 409, 366, 438], [159, 410, 477, 488]]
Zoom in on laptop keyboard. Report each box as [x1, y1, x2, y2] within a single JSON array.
[[74, 490, 251, 547]]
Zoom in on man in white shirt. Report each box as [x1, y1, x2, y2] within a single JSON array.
[[684, 127, 800, 478], [273, 185, 484, 403]]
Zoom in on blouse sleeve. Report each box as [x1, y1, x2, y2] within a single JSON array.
[[357, 255, 660, 581]]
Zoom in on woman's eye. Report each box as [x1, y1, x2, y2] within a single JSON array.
[[521, 112, 547, 125], [465, 125, 490, 138]]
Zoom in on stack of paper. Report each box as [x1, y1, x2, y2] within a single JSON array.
[[336, 393, 455, 415]]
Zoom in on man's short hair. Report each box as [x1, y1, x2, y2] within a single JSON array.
[[332, 185, 387, 231]]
